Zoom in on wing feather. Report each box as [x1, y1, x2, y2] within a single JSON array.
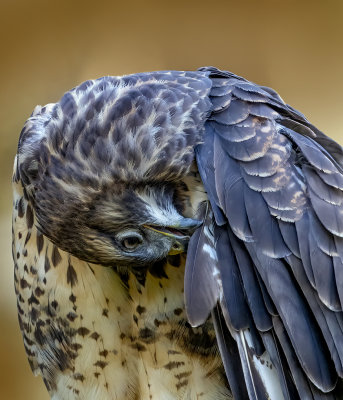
[[216, 226, 251, 330], [190, 66, 343, 398], [227, 228, 272, 332], [184, 206, 220, 326], [211, 306, 250, 400]]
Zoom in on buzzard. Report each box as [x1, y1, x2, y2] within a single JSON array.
[[12, 67, 343, 399]]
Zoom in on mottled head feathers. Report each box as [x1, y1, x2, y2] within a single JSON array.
[[16, 71, 211, 264]]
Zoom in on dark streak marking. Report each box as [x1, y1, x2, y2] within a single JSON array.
[[51, 246, 62, 267], [102, 308, 109, 317], [25, 232, 31, 245], [77, 327, 90, 337], [69, 293, 76, 303], [90, 332, 100, 340], [167, 254, 181, 267], [149, 259, 168, 279], [26, 206, 34, 229], [130, 342, 147, 352], [37, 233, 44, 254], [175, 371, 192, 380], [176, 380, 188, 390], [44, 255, 51, 273], [67, 312, 78, 322], [18, 197, 25, 218], [136, 305, 146, 315], [67, 263, 78, 287], [139, 328, 156, 343], [20, 278, 29, 289], [168, 350, 181, 355], [29, 307, 40, 322], [51, 300, 59, 309], [35, 287, 45, 297], [94, 360, 108, 369], [73, 373, 85, 382], [28, 294, 39, 305], [154, 319, 166, 328], [71, 343, 82, 351], [164, 361, 185, 370]]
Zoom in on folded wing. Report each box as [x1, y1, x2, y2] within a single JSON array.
[[185, 66, 343, 399]]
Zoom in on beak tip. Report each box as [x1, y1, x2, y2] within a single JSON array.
[[177, 218, 202, 231]]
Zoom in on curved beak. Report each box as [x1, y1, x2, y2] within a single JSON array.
[[143, 218, 202, 255]]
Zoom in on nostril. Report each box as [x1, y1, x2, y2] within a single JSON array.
[[169, 239, 188, 255]]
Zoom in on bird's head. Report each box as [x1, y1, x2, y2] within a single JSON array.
[[16, 72, 210, 267], [62, 183, 202, 266], [34, 180, 201, 267]]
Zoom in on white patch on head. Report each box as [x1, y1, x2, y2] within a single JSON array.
[[137, 191, 184, 227]]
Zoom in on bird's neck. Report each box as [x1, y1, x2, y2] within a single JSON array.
[[13, 176, 229, 399]]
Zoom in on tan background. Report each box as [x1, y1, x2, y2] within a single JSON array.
[[1, 0, 343, 398]]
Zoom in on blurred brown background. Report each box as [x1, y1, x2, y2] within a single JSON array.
[[1, 0, 343, 398]]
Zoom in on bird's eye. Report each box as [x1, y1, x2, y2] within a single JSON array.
[[118, 232, 143, 251]]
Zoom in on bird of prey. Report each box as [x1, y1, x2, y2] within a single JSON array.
[[12, 66, 343, 400]]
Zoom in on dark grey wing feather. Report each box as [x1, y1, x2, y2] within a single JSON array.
[[277, 220, 300, 258], [184, 206, 220, 326], [212, 133, 253, 240], [227, 228, 272, 332], [244, 185, 291, 258], [195, 126, 226, 225], [212, 306, 250, 400], [188, 66, 343, 399], [288, 254, 343, 376], [304, 166, 343, 205], [316, 169, 343, 190], [334, 257, 343, 309], [248, 244, 336, 392], [255, 268, 278, 317], [295, 214, 316, 287], [308, 229, 341, 311], [309, 189, 343, 237], [273, 316, 329, 400], [216, 225, 251, 330]]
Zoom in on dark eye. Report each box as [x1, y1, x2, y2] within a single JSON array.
[[120, 233, 143, 251]]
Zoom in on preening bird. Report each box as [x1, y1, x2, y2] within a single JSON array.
[[13, 66, 343, 399]]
